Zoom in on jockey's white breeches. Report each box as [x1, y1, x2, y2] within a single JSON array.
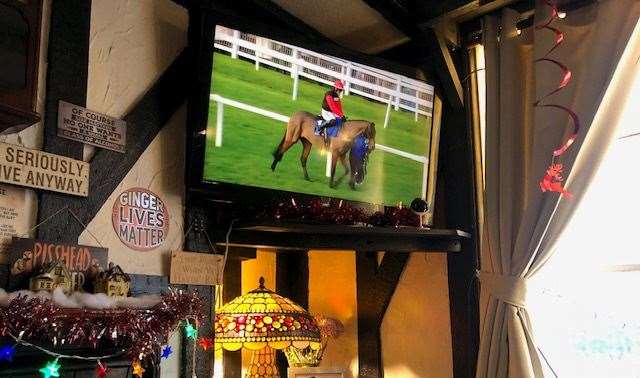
[[321, 109, 337, 122]]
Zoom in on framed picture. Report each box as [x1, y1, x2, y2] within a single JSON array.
[[287, 367, 344, 378]]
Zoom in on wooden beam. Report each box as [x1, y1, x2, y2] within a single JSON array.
[[419, 0, 522, 28], [223, 259, 242, 378], [36, 0, 91, 243], [361, 0, 426, 43], [246, 0, 327, 42], [422, 28, 464, 110], [36, 48, 192, 243], [180, 206, 216, 378], [362, 1, 463, 109], [435, 84, 480, 378], [356, 252, 409, 378], [216, 224, 467, 253], [276, 250, 309, 378]]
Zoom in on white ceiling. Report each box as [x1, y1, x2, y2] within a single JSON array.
[[271, 0, 409, 54]]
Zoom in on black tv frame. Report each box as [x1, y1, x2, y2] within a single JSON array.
[[185, 9, 438, 214]]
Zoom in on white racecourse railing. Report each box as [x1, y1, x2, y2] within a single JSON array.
[[214, 26, 435, 128], [211, 94, 429, 199]]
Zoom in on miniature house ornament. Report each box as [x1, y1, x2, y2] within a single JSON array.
[[29, 260, 72, 295], [94, 262, 131, 298]]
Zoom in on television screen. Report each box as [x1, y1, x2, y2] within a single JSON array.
[[202, 25, 436, 206]]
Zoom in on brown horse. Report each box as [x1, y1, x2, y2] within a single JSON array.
[[271, 111, 375, 188]]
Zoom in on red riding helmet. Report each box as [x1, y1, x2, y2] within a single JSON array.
[[334, 80, 345, 90]]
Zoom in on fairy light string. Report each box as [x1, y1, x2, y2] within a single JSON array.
[[0, 289, 205, 376]]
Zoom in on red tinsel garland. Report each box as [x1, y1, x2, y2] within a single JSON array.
[[0, 289, 204, 362], [260, 198, 421, 228]]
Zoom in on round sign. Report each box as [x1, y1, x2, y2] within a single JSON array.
[[112, 188, 169, 251]]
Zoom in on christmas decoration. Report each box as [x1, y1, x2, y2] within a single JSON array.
[[198, 337, 214, 350], [132, 360, 145, 378], [161, 345, 173, 359], [184, 321, 198, 340], [540, 164, 572, 199], [95, 361, 109, 378], [39, 358, 61, 378], [0, 344, 15, 362], [258, 198, 421, 228], [0, 288, 204, 376], [94, 262, 131, 298], [535, 0, 580, 198], [29, 260, 72, 295]]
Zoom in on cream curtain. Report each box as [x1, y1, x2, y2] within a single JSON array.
[[477, 1, 640, 377]]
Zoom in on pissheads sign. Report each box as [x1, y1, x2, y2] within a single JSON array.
[[112, 188, 169, 251], [0, 142, 89, 196], [8, 237, 108, 291]]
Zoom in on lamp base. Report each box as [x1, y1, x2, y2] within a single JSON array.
[[246, 346, 279, 378]]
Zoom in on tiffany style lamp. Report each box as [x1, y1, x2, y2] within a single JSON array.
[[214, 277, 321, 378]]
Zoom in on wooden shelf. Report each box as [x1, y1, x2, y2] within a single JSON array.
[[216, 223, 470, 253], [0, 103, 40, 134]]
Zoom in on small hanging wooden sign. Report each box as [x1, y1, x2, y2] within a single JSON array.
[[58, 101, 127, 153], [169, 251, 222, 286], [0, 142, 89, 196]]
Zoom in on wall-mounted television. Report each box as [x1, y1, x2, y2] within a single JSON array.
[[188, 22, 441, 220]]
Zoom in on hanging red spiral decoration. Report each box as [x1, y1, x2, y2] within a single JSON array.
[[535, 0, 579, 199]]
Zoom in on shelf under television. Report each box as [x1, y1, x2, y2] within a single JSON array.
[[216, 222, 470, 253]]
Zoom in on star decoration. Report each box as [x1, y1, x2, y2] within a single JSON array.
[[198, 337, 214, 350], [184, 322, 198, 340], [132, 360, 145, 378], [0, 345, 16, 362], [161, 345, 173, 359], [96, 361, 109, 378], [39, 358, 61, 378]]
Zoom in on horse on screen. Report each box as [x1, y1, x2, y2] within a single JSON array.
[[271, 111, 375, 189]]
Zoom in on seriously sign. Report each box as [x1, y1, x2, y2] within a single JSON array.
[[0, 143, 89, 196], [112, 188, 169, 251]]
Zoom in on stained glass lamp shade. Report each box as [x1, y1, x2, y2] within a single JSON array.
[[214, 277, 321, 378]]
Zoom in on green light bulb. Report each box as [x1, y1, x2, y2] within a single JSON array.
[[184, 322, 198, 340], [39, 358, 61, 378]]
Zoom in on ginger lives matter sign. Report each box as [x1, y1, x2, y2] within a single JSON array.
[[0, 142, 89, 196], [112, 188, 169, 251], [58, 101, 126, 153]]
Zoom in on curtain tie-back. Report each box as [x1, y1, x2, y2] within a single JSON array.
[[478, 271, 528, 308]]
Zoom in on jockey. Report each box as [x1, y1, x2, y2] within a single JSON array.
[[319, 80, 346, 146]]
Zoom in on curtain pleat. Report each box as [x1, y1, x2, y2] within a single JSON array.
[[476, 1, 640, 377]]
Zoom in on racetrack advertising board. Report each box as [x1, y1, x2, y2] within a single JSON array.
[[58, 101, 126, 153], [0, 142, 89, 196], [112, 188, 169, 251]]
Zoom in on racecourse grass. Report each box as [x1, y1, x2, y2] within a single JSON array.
[[203, 52, 432, 205]]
